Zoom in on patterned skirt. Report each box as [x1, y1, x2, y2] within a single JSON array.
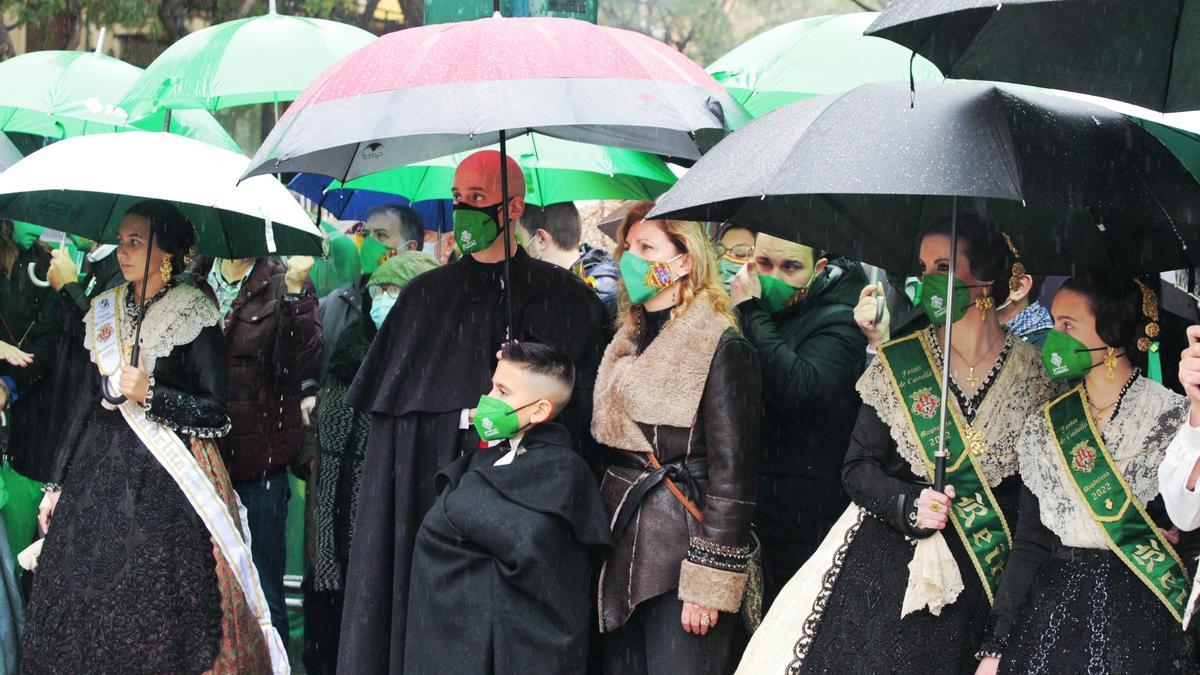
[[1000, 547, 1198, 674], [20, 407, 270, 674]]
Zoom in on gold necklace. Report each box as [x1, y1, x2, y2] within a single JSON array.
[[950, 340, 1000, 389]]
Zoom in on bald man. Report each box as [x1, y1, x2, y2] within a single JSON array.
[[338, 150, 610, 674]]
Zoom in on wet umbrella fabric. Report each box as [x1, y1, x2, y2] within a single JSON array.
[[865, 0, 1200, 113], [707, 11, 942, 118], [118, 6, 375, 120], [288, 173, 455, 231], [648, 81, 1200, 276], [0, 50, 240, 151], [0, 131, 322, 258], [241, 15, 747, 181], [332, 132, 678, 206]]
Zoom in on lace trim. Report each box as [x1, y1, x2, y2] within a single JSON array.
[[85, 283, 220, 375], [144, 410, 232, 440], [929, 331, 1014, 420], [787, 509, 864, 674], [857, 327, 1060, 485], [1020, 377, 1188, 548]]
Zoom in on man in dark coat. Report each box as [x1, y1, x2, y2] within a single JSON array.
[[731, 232, 868, 607], [338, 150, 609, 674], [404, 342, 610, 675], [516, 202, 619, 321], [192, 254, 322, 646]]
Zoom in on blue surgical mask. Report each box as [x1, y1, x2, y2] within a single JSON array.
[[422, 241, 438, 258], [370, 295, 397, 328]]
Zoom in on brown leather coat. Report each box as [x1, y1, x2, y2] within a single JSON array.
[[594, 302, 761, 632]]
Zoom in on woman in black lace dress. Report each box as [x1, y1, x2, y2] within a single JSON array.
[[21, 201, 275, 673], [976, 275, 1198, 674], [739, 216, 1059, 674]]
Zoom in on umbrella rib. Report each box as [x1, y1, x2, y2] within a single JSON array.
[[1162, 5, 1186, 109]]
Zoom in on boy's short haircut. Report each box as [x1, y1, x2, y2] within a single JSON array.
[[500, 341, 575, 405]]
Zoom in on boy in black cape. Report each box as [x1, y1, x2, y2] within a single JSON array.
[[403, 342, 612, 674]]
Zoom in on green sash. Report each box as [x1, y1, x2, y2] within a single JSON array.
[[1045, 387, 1190, 624], [878, 333, 1012, 602]]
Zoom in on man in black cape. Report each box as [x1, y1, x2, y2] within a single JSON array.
[[403, 342, 611, 674], [338, 150, 610, 674]]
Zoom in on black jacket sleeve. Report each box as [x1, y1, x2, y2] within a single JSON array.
[[739, 300, 866, 417], [145, 324, 231, 437], [980, 485, 1055, 656], [842, 404, 929, 535]]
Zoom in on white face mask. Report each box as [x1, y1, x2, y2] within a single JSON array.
[[421, 241, 438, 257], [369, 295, 397, 328]]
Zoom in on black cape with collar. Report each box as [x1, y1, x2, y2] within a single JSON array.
[[403, 423, 612, 675], [338, 249, 610, 675]]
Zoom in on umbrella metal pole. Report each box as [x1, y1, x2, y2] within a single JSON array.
[[499, 130, 515, 341], [162, 109, 172, 133], [100, 225, 156, 406], [934, 198, 957, 493]]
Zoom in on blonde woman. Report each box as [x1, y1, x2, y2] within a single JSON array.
[[593, 202, 762, 674]]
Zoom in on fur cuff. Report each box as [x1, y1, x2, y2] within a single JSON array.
[[678, 559, 747, 613]]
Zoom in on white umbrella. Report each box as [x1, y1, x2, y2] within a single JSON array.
[[0, 133, 21, 173], [0, 131, 324, 258]]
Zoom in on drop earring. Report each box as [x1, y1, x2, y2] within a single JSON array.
[[159, 258, 173, 283], [974, 294, 994, 319], [1103, 347, 1117, 379]]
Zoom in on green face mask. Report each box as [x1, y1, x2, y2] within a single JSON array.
[[453, 201, 506, 255], [619, 251, 684, 305], [11, 221, 44, 250], [717, 256, 743, 289], [473, 394, 538, 441], [759, 272, 817, 315], [917, 273, 988, 325], [359, 236, 393, 275], [1041, 330, 1110, 380]]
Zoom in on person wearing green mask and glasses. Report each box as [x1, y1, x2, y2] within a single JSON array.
[[728, 232, 868, 609], [336, 150, 609, 674], [714, 223, 756, 292], [404, 341, 611, 674], [977, 274, 1195, 675], [741, 215, 1059, 675]]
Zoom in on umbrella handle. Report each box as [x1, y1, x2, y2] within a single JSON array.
[[99, 372, 127, 406], [27, 263, 49, 288]]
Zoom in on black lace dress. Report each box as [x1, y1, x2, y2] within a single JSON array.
[[21, 283, 233, 674], [798, 362, 1018, 675], [980, 375, 1200, 674]]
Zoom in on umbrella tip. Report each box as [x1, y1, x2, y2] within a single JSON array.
[[492, 10, 502, 18], [94, 27, 106, 54]]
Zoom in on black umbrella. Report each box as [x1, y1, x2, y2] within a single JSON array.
[[865, 0, 1200, 113], [650, 81, 1200, 276], [649, 80, 1200, 490]]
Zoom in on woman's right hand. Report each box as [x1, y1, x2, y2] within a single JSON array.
[[38, 490, 61, 534], [854, 283, 890, 348], [0, 340, 33, 368], [975, 655, 1000, 675], [915, 485, 956, 531]]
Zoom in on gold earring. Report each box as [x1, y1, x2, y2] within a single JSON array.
[[974, 294, 994, 319], [159, 258, 173, 283], [1103, 347, 1117, 379]]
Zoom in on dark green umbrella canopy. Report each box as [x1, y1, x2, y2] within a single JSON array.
[[648, 81, 1200, 275], [866, 0, 1200, 113]]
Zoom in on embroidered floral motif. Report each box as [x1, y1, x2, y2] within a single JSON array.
[[909, 387, 940, 420], [1071, 442, 1098, 473], [1020, 376, 1188, 548], [857, 327, 1060, 486], [787, 509, 864, 674]]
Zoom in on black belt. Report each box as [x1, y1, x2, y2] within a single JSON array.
[[610, 455, 708, 539]]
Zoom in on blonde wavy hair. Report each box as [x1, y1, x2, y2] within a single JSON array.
[[614, 201, 738, 333]]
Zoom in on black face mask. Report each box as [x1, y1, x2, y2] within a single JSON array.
[[452, 200, 509, 255]]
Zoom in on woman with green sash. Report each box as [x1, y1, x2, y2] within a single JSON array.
[[976, 274, 1198, 674], [738, 216, 1059, 674]]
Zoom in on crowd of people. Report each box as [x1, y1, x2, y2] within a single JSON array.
[[2, 147, 1200, 675]]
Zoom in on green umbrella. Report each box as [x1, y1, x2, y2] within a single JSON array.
[[0, 47, 240, 151], [707, 12, 943, 118], [332, 133, 678, 207], [119, 0, 375, 120]]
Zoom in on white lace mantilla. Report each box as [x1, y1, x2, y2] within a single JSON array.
[[857, 327, 1061, 486], [84, 283, 221, 375], [1020, 376, 1188, 549]]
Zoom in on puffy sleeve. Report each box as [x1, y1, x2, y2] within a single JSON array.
[[145, 324, 231, 438], [1160, 419, 1200, 532], [677, 331, 762, 614]]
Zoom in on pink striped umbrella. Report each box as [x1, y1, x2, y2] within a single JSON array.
[[242, 15, 747, 182]]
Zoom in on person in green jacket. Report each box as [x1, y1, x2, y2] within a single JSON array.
[[730, 232, 868, 608]]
